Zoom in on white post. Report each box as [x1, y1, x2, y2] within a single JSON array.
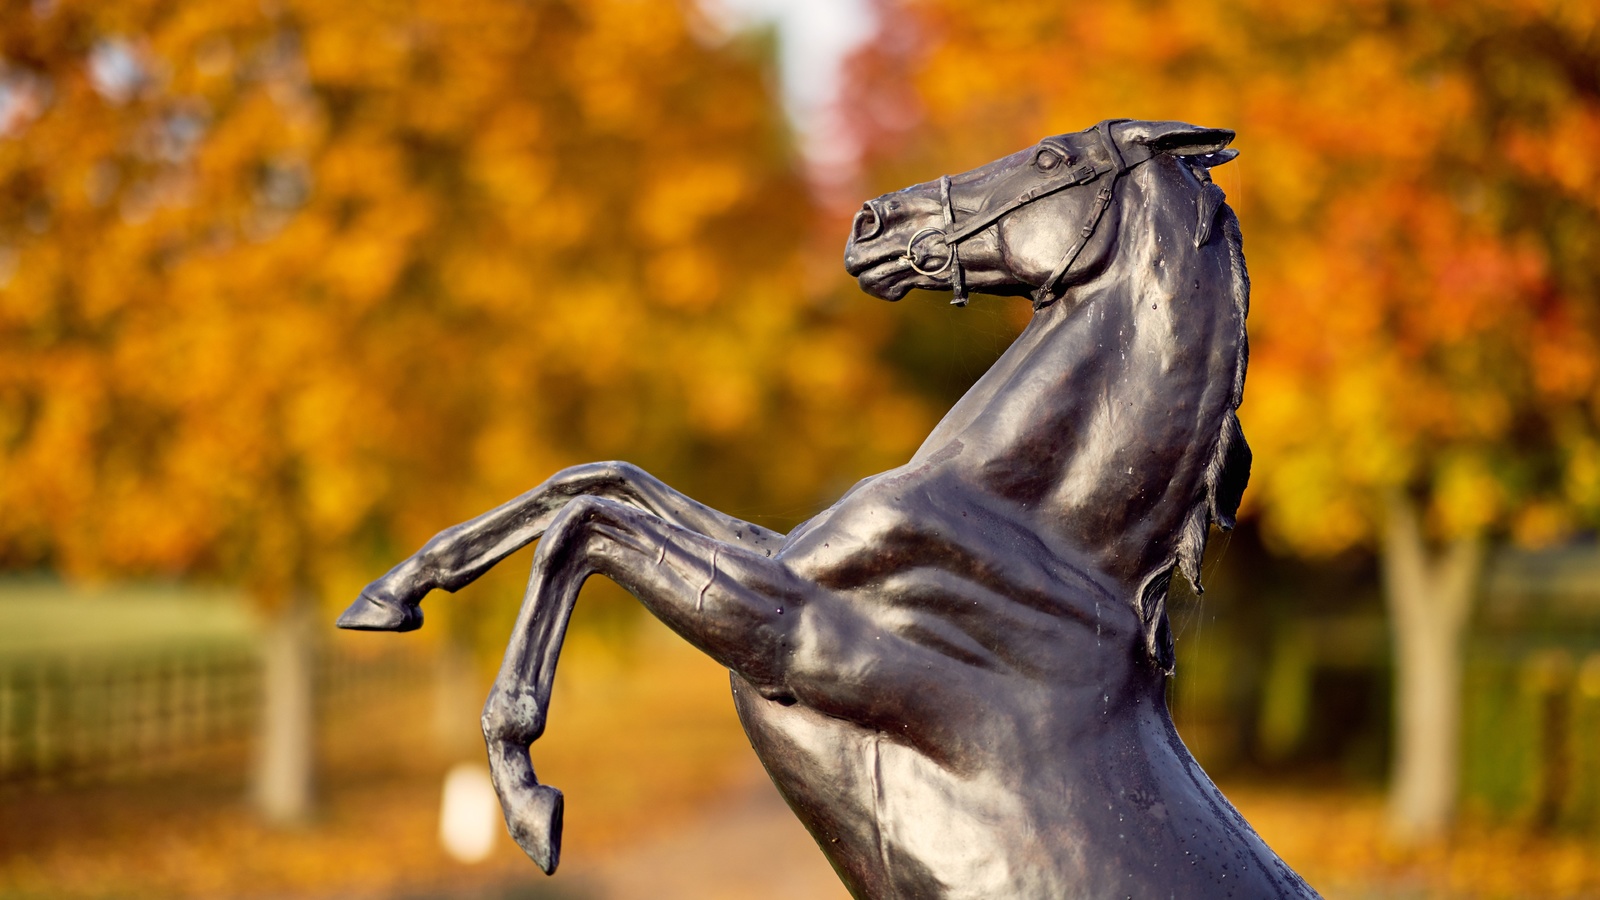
[[253, 598, 316, 824]]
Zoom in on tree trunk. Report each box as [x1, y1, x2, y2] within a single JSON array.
[[253, 597, 316, 824], [1380, 491, 1483, 843]]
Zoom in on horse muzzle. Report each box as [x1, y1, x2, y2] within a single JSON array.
[[843, 200, 892, 275], [844, 193, 950, 300]]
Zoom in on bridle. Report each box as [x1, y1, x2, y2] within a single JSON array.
[[903, 120, 1156, 310]]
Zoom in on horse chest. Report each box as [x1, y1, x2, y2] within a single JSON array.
[[782, 468, 1091, 590]]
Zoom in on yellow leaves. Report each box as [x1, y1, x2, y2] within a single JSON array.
[[298, 6, 415, 90], [1505, 105, 1600, 208], [540, 281, 640, 382], [316, 131, 406, 204], [685, 366, 758, 437], [566, 63, 650, 136], [443, 247, 536, 315], [562, 0, 692, 135], [469, 113, 553, 220], [322, 197, 434, 307], [1247, 347, 1404, 556], [1565, 438, 1600, 511], [635, 159, 750, 246], [1255, 448, 1373, 557], [646, 247, 721, 311], [1510, 501, 1572, 548], [300, 459, 378, 541], [1432, 453, 1503, 539], [517, 187, 598, 252], [917, 52, 1005, 127], [1530, 317, 1597, 402], [1238, 137, 1319, 228], [469, 417, 563, 502], [784, 333, 865, 402], [0, 0, 922, 601], [7, 357, 99, 509]]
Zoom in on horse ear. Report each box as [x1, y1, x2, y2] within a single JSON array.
[[1117, 120, 1235, 158], [1188, 148, 1239, 169]]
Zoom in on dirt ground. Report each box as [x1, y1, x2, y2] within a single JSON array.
[[2, 624, 1598, 899]]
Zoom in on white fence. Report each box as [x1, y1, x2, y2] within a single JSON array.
[[0, 585, 432, 790], [0, 647, 259, 785]]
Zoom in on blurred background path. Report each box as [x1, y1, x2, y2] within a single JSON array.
[[556, 758, 850, 900]]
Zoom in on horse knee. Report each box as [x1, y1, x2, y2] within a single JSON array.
[[482, 688, 545, 744], [532, 494, 607, 563], [594, 459, 644, 484], [551, 459, 639, 495]]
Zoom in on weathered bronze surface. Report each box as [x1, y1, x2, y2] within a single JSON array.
[[339, 119, 1317, 899]]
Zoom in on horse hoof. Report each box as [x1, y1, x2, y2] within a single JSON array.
[[335, 591, 422, 632], [506, 783, 564, 874]]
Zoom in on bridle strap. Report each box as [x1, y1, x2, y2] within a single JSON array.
[[1031, 121, 1134, 310], [905, 120, 1156, 312], [1029, 183, 1115, 311], [943, 161, 1111, 245], [941, 174, 968, 307]]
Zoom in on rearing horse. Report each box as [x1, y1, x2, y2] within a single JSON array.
[[339, 119, 1317, 899]]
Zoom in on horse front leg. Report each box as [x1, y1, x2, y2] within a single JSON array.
[[479, 495, 813, 873], [335, 460, 786, 632]]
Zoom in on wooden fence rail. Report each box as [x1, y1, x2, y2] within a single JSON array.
[[0, 642, 428, 790]]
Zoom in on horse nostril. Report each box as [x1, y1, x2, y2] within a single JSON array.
[[852, 202, 883, 242]]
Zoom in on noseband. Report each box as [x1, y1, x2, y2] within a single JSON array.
[[904, 120, 1155, 309]]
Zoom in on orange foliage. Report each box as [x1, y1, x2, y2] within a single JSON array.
[[0, 0, 925, 606], [845, 0, 1600, 554]]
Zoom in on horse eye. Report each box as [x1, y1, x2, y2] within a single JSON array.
[[1035, 149, 1062, 170]]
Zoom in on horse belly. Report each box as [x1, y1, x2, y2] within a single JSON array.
[[872, 740, 1087, 899], [732, 674, 1080, 900], [731, 675, 888, 899]]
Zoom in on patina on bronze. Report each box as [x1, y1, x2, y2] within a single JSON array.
[[339, 119, 1318, 899]]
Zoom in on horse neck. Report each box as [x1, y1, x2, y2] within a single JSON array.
[[917, 161, 1246, 599]]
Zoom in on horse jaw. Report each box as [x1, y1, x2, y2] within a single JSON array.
[[848, 256, 920, 301]]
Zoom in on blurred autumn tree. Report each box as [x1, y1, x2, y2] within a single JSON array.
[[845, 0, 1600, 841], [0, 0, 924, 821]]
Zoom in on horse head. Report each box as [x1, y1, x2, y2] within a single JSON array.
[[845, 119, 1251, 673], [845, 119, 1237, 308]]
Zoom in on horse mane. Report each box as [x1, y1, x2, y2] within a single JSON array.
[[1137, 162, 1251, 674]]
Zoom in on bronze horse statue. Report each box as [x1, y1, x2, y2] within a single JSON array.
[[339, 119, 1317, 898]]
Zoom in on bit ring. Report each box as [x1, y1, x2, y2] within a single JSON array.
[[905, 227, 955, 277]]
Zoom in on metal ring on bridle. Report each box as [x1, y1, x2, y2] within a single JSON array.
[[905, 227, 955, 277]]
